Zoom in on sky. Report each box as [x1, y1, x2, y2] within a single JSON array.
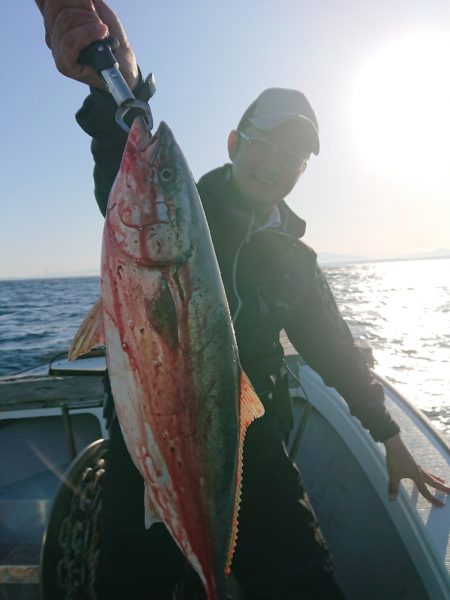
[[1, 0, 450, 279]]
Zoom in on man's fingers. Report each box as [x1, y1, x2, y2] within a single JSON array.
[[388, 472, 448, 506], [428, 473, 445, 482], [415, 478, 445, 507], [38, 0, 96, 45], [93, 0, 126, 42], [54, 27, 108, 86], [384, 435, 449, 508], [35, 0, 46, 14], [39, 0, 96, 27], [50, 5, 108, 54], [411, 470, 446, 507], [422, 470, 450, 494], [44, 5, 108, 86], [36, 0, 138, 89], [91, 0, 139, 88], [388, 479, 399, 501]]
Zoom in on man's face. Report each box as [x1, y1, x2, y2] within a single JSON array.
[[229, 120, 311, 210]]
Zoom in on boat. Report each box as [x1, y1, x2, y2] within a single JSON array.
[[0, 351, 449, 599]]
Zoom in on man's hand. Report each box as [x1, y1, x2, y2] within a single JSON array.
[[35, 0, 139, 89], [384, 433, 450, 507]]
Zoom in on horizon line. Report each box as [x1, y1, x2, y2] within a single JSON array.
[[1, 252, 450, 281]]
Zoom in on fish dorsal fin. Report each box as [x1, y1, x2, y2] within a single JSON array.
[[144, 482, 163, 529], [225, 370, 265, 575], [68, 298, 105, 360]]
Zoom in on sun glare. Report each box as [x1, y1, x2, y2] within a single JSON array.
[[351, 31, 450, 183]]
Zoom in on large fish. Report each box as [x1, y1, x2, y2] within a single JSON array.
[[70, 117, 264, 599]]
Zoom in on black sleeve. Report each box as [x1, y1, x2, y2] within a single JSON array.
[[285, 259, 400, 443], [75, 71, 154, 216]]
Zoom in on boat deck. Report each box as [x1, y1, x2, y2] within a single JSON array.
[[0, 366, 106, 599]]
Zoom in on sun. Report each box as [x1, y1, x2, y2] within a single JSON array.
[[351, 31, 450, 184]]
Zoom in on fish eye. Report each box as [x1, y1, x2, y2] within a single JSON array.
[[160, 168, 174, 183]]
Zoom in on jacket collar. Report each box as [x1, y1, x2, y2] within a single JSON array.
[[197, 164, 307, 240]]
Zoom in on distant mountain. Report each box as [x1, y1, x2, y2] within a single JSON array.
[[318, 249, 450, 266], [318, 253, 367, 265], [398, 248, 450, 260]]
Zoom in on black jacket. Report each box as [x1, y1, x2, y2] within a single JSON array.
[[76, 80, 400, 443]]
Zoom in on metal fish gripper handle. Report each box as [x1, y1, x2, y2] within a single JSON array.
[[78, 37, 155, 133]]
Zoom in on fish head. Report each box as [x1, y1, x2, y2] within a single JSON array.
[[106, 118, 201, 267]]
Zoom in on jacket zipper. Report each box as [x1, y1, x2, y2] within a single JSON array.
[[232, 211, 255, 323], [231, 212, 294, 324]]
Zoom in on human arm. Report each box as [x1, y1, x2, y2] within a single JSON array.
[[35, 0, 139, 89], [35, 0, 154, 214], [284, 256, 449, 505]]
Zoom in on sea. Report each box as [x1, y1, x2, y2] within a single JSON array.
[[0, 258, 449, 439]]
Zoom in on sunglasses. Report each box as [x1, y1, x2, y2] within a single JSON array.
[[238, 131, 309, 171]]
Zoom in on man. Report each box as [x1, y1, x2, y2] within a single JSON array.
[[35, 2, 450, 599]]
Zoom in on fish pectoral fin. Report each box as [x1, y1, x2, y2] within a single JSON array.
[[144, 483, 163, 529], [226, 370, 265, 575], [68, 298, 105, 360]]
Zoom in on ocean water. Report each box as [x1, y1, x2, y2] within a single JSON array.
[[0, 277, 100, 375], [0, 259, 449, 438], [322, 258, 450, 438]]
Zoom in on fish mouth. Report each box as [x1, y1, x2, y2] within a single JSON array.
[[153, 120, 174, 140]]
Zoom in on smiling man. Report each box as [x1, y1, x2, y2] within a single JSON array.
[[35, 1, 450, 599], [226, 88, 318, 210]]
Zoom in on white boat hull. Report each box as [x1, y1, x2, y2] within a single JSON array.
[[287, 361, 450, 600]]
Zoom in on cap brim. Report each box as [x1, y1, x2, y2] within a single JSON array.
[[248, 114, 320, 155]]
